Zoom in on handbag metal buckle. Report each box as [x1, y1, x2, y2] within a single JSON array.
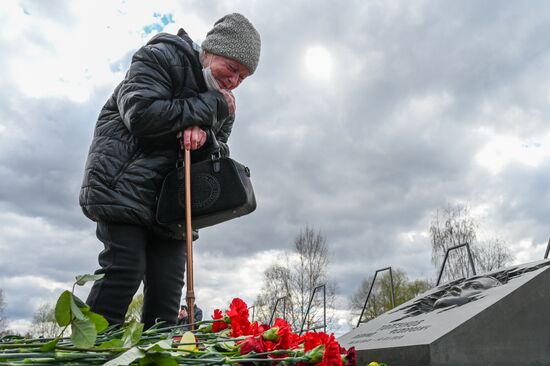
[[211, 151, 221, 173]]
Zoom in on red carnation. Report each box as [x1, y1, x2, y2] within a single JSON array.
[[239, 336, 266, 355], [227, 298, 252, 337], [257, 318, 294, 358], [289, 332, 304, 349], [302, 331, 325, 351], [250, 321, 269, 337], [272, 318, 293, 350], [321, 334, 342, 366], [299, 332, 343, 366], [212, 309, 229, 332], [340, 346, 356, 366]]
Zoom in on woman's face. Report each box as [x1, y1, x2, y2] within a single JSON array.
[[203, 53, 251, 90]]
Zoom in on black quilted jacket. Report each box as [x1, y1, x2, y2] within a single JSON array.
[[79, 29, 232, 238]]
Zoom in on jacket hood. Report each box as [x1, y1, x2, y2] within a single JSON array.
[[147, 28, 196, 55], [146, 28, 204, 87]]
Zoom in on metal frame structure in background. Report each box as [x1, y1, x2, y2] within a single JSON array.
[[436, 242, 477, 286], [269, 296, 287, 326], [356, 267, 396, 328], [299, 284, 326, 335], [248, 306, 255, 322], [544, 237, 550, 259]]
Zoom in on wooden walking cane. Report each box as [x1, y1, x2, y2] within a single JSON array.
[[184, 147, 195, 329]]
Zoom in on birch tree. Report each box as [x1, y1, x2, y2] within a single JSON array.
[[430, 204, 513, 283], [255, 226, 336, 332]]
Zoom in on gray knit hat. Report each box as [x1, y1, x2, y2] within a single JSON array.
[[202, 13, 261, 74]]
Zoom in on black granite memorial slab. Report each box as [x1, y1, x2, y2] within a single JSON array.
[[339, 259, 550, 366]]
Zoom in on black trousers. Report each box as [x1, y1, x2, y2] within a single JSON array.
[[86, 222, 186, 329]]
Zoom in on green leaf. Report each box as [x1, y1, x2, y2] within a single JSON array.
[[138, 356, 155, 366], [121, 321, 144, 348], [214, 340, 236, 352], [205, 345, 219, 354], [55, 290, 72, 326], [39, 337, 60, 352], [141, 339, 171, 352], [104, 340, 172, 366], [262, 327, 279, 341], [75, 273, 105, 286], [220, 328, 232, 337], [71, 318, 98, 348], [305, 344, 325, 364], [73, 294, 90, 312], [70, 296, 87, 321], [196, 324, 213, 333], [83, 310, 109, 333], [97, 338, 124, 349], [104, 347, 146, 366], [141, 354, 178, 366]]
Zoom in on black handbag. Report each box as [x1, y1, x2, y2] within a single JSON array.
[[156, 131, 256, 229]]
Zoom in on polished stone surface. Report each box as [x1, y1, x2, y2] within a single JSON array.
[[339, 259, 550, 366]]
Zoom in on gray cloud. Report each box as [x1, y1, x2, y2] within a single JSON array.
[[2, 0, 550, 330], [0, 87, 112, 229], [18, 0, 75, 24]]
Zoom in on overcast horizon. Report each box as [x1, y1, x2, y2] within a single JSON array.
[[1, 0, 550, 335]]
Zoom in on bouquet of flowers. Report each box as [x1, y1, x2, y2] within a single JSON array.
[[0, 274, 356, 366]]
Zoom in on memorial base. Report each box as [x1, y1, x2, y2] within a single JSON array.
[[339, 259, 550, 366]]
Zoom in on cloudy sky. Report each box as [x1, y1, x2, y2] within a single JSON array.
[[1, 0, 550, 335]]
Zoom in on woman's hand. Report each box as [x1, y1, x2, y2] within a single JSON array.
[[183, 126, 207, 150], [220, 89, 236, 116]]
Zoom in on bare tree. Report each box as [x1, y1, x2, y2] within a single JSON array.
[[292, 227, 334, 332], [350, 269, 431, 324], [430, 204, 513, 283], [31, 303, 62, 338], [430, 204, 477, 281], [254, 264, 292, 326], [255, 226, 337, 332], [0, 289, 6, 332], [473, 238, 513, 273]]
